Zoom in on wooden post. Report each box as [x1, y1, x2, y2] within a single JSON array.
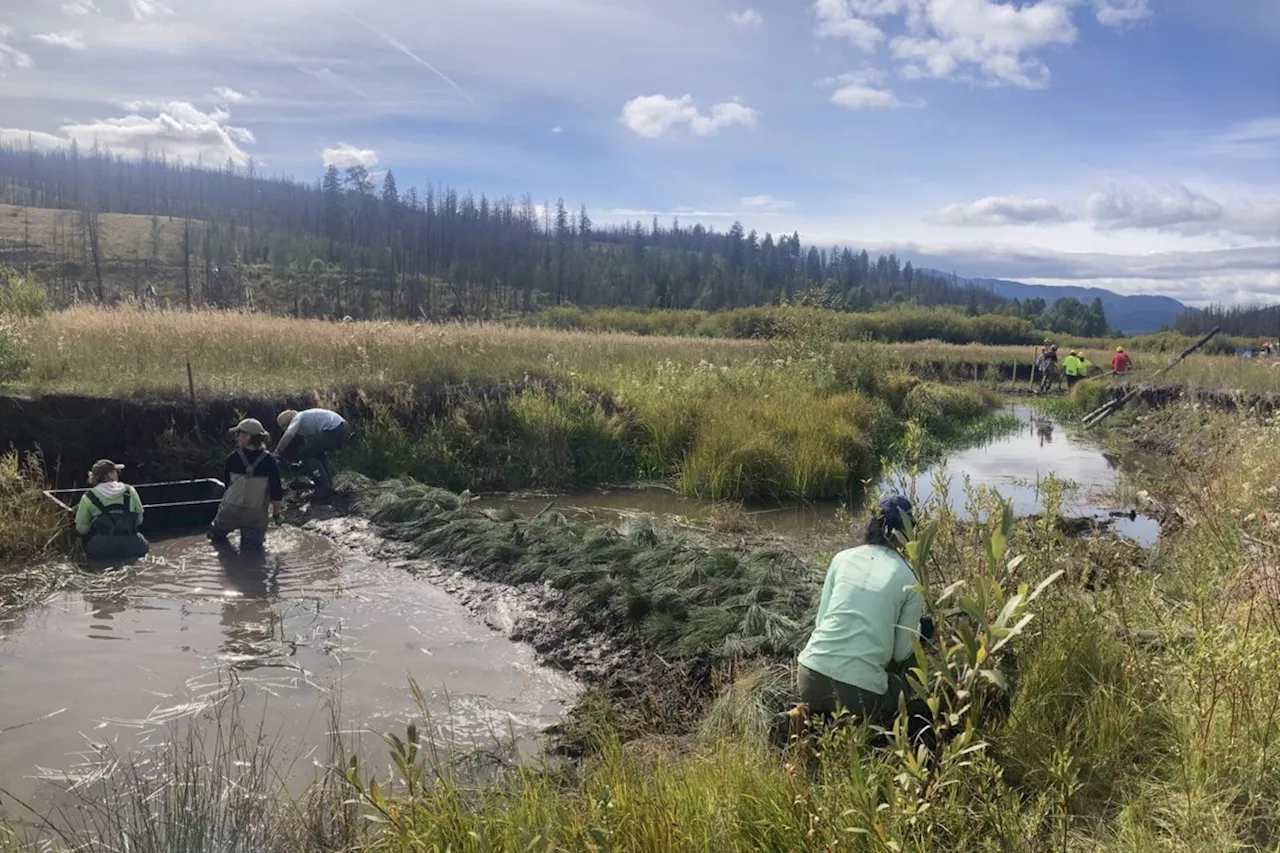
[[186, 361, 197, 408]]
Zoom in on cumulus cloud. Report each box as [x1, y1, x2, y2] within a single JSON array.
[[212, 86, 246, 103], [1093, 0, 1152, 27], [0, 103, 254, 165], [620, 94, 759, 139], [812, 0, 1145, 90], [742, 195, 793, 209], [322, 144, 379, 168], [729, 8, 764, 28], [0, 26, 34, 72], [1086, 184, 1225, 231], [821, 69, 916, 109], [812, 0, 885, 50], [33, 31, 87, 51], [0, 128, 71, 151], [129, 0, 173, 21], [927, 195, 1074, 226]]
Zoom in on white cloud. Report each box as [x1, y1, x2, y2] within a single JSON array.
[[33, 31, 87, 51], [822, 69, 916, 109], [551, 125, 563, 133], [814, 0, 1138, 90], [813, 0, 885, 51], [1093, 0, 1153, 27], [0, 26, 34, 72], [0, 103, 254, 165], [129, 0, 173, 21], [212, 86, 246, 103], [620, 94, 759, 139], [927, 195, 1074, 226], [0, 128, 71, 151], [742, 195, 793, 209], [1201, 117, 1280, 160], [1087, 184, 1224, 231], [60, 0, 98, 15], [322, 143, 379, 169], [729, 9, 764, 28]]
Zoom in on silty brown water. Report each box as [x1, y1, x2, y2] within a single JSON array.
[[0, 526, 577, 809]]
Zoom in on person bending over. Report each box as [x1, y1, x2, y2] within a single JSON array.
[[797, 496, 925, 725], [75, 459, 149, 560], [275, 408, 350, 500], [209, 419, 283, 552]]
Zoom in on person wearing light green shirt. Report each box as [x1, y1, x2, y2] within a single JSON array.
[[797, 496, 924, 723]]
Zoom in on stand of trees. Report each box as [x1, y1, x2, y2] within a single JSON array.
[[1176, 304, 1280, 340], [0, 141, 1106, 336]]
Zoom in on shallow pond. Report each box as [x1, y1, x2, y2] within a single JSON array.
[[486, 405, 1160, 547], [0, 527, 577, 811]]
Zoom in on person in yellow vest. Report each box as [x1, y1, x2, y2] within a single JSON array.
[[1063, 350, 1083, 387], [1079, 353, 1094, 378]]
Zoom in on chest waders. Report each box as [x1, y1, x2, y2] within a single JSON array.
[[211, 450, 272, 548], [84, 490, 150, 560]]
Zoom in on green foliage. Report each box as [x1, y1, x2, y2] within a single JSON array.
[[0, 269, 46, 318], [903, 382, 991, 437], [0, 317, 30, 384]]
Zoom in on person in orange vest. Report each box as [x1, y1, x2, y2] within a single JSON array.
[[1112, 346, 1132, 374]]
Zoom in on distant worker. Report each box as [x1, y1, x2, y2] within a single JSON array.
[[1079, 353, 1094, 378], [796, 496, 926, 726], [209, 419, 283, 552], [1063, 350, 1083, 387], [1263, 341, 1273, 357], [275, 408, 351, 501], [1039, 344, 1061, 393], [1033, 341, 1048, 384], [75, 459, 150, 560], [1112, 346, 1132, 375]]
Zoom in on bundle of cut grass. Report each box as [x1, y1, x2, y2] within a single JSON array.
[[360, 479, 826, 664]]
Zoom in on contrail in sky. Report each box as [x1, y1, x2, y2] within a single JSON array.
[[336, 5, 476, 106]]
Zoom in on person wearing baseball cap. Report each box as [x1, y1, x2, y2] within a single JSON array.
[[795, 495, 925, 725], [74, 459, 149, 560], [275, 407, 350, 501], [208, 418, 283, 552]]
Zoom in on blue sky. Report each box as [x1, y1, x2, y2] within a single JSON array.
[[1, 0, 1276, 305]]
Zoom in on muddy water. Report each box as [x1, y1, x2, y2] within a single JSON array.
[[486, 405, 1160, 547], [0, 528, 577, 809]]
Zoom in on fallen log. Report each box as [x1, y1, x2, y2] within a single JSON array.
[[1082, 326, 1221, 428]]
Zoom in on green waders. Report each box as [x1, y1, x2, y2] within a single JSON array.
[[84, 490, 150, 560]]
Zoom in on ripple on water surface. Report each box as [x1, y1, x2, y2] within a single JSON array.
[[0, 527, 577, 808]]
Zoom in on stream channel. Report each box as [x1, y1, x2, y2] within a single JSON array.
[[0, 404, 1154, 815]]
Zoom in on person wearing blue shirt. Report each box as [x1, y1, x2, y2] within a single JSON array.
[[274, 408, 350, 500], [797, 496, 925, 724]]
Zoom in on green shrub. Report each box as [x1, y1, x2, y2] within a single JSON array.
[[0, 318, 30, 384], [903, 382, 991, 436], [0, 270, 46, 318]]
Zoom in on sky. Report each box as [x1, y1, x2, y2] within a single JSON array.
[[0, 0, 1277, 307]]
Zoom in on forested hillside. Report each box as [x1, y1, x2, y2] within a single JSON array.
[[1176, 303, 1280, 340], [0, 143, 1005, 320]]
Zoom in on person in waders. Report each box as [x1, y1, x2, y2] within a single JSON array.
[[75, 459, 149, 560], [275, 408, 350, 501], [209, 419, 283, 552]]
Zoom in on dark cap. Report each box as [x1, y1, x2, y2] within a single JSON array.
[[877, 495, 914, 533], [90, 459, 123, 482]]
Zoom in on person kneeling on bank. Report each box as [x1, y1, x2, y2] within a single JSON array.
[[209, 419, 283, 552], [275, 408, 350, 500], [796, 496, 925, 726], [75, 459, 150, 560]]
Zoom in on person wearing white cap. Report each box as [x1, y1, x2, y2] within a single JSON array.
[[275, 408, 350, 500], [208, 418, 283, 551], [74, 458, 149, 560]]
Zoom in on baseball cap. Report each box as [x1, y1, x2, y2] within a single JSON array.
[[229, 418, 269, 437], [90, 459, 123, 481]]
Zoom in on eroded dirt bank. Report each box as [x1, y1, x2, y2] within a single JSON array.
[[0, 379, 572, 487]]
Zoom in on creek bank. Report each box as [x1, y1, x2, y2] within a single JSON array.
[[0, 378, 579, 488]]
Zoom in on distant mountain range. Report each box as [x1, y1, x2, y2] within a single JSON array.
[[961, 277, 1192, 336]]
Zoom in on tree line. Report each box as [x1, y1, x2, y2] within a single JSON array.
[[0, 141, 1107, 336], [1175, 304, 1280, 341]]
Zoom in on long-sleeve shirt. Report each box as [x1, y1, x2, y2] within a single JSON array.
[[275, 409, 346, 458], [1112, 353, 1132, 373], [223, 448, 284, 501], [74, 482, 143, 535], [798, 544, 925, 695]]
